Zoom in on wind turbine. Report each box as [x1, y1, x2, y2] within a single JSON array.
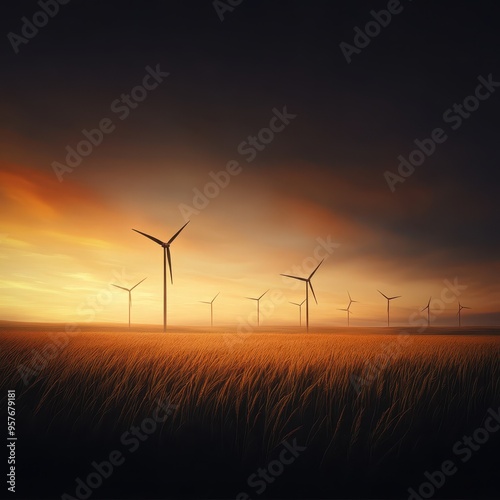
[[290, 299, 306, 327], [281, 259, 324, 332], [422, 296, 432, 327], [378, 290, 401, 327], [132, 221, 190, 332], [338, 291, 357, 326], [200, 292, 219, 327], [246, 289, 269, 327], [458, 301, 471, 327], [111, 277, 147, 329]]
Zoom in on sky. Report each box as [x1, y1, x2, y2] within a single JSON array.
[[0, 0, 499, 328]]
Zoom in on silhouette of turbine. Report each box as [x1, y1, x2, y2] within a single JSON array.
[[200, 292, 219, 327], [281, 260, 324, 332], [421, 296, 432, 327], [246, 289, 269, 327], [378, 290, 401, 327], [290, 299, 306, 327], [132, 221, 190, 332], [457, 301, 471, 328], [111, 277, 147, 329], [338, 290, 357, 326]]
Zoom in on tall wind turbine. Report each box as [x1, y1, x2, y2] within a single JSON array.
[[378, 290, 401, 327], [246, 289, 269, 327], [132, 221, 190, 332], [111, 277, 147, 329], [422, 296, 432, 327], [281, 259, 324, 332], [200, 292, 219, 327], [458, 301, 471, 327], [290, 299, 306, 327], [338, 291, 357, 326]]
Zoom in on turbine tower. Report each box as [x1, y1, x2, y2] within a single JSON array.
[[200, 292, 219, 327], [338, 290, 357, 326], [458, 301, 470, 328], [246, 290, 269, 327], [111, 277, 147, 329], [281, 259, 324, 332], [422, 296, 432, 327], [290, 299, 306, 327], [378, 290, 401, 327], [132, 221, 190, 332]]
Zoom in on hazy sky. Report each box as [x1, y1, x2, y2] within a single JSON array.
[[1, 0, 499, 327]]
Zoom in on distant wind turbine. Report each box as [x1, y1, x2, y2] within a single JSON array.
[[378, 290, 401, 327], [246, 289, 269, 327], [111, 277, 147, 329], [281, 259, 324, 332], [338, 290, 357, 326], [200, 292, 220, 327], [290, 299, 306, 327], [422, 296, 432, 327], [458, 301, 471, 327], [132, 221, 190, 332]]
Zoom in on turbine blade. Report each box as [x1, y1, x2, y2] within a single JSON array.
[[280, 274, 307, 282], [290, 302, 300, 306], [132, 229, 165, 246], [309, 281, 318, 304], [212, 292, 220, 303], [167, 247, 173, 284], [427, 296, 431, 307], [259, 289, 270, 300], [308, 259, 324, 279], [111, 284, 129, 292], [378, 290, 389, 300], [167, 221, 190, 245], [130, 277, 147, 291], [246, 297, 258, 301], [300, 299, 306, 306], [389, 295, 401, 300]]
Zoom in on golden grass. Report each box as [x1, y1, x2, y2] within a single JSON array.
[[1, 328, 499, 472]]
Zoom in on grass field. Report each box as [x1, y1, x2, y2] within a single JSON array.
[[1, 325, 499, 498]]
